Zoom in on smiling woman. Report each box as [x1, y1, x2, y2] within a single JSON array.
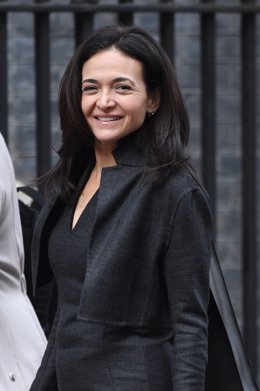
[[80, 48, 159, 151], [30, 25, 212, 391]]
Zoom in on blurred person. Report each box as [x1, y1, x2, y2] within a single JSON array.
[[0, 133, 46, 391]]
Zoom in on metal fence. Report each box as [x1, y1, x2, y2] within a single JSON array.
[[0, 0, 259, 380]]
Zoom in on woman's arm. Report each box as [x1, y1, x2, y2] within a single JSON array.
[[164, 187, 213, 391]]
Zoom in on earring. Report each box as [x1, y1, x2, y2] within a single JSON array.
[[147, 111, 156, 117]]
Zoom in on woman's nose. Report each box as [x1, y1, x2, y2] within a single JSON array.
[[97, 90, 115, 109]]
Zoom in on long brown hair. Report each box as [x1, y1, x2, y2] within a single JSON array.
[[44, 25, 191, 203]]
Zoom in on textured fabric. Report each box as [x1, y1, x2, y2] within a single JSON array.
[[0, 133, 46, 391], [50, 190, 99, 389], [30, 139, 212, 391]]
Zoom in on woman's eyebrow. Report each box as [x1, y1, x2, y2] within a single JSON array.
[[113, 77, 135, 85], [82, 77, 136, 85], [82, 78, 98, 85]]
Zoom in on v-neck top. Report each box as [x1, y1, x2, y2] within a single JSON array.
[[47, 185, 106, 389], [48, 190, 98, 309]]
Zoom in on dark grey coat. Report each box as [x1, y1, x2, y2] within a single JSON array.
[[30, 140, 258, 391]]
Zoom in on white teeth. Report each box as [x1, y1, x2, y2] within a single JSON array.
[[97, 117, 121, 122]]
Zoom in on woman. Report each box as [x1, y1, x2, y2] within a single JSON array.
[[0, 133, 46, 391], [30, 25, 212, 390]]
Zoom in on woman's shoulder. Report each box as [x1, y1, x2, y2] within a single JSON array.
[[163, 168, 211, 207], [166, 168, 203, 192]]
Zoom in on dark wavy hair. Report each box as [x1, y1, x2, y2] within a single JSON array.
[[44, 25, 191, 202]]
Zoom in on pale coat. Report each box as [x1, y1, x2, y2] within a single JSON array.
[[0, 133, 46, 391]]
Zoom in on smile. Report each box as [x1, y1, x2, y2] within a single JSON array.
[[95, 116, 122, 122]]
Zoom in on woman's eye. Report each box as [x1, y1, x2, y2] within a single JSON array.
[[116, 84, 132, 92], [82, 85, 97, 94]]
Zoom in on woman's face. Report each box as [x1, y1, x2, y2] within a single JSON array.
[[81, 48, 157, 150]]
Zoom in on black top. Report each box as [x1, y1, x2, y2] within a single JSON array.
[[47, 187, 107, 390], [48, 190, 97, 309]]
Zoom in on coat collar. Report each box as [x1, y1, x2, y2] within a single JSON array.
[[111, 134, 145, 167], [32, 134, 146, 292]]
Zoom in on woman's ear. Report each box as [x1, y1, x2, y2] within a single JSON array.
[[147, 88, 161, 114]]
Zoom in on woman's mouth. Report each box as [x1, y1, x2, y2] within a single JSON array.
[[95, 116, 123, 122]]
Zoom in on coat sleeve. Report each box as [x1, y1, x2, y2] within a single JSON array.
[[30, 306, 60, 391], [164, 187, 212, 391]]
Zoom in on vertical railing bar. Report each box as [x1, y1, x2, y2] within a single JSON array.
[[241, 0, 257, 375], [34, 4, 51, 179], [200, 0, 216, 221], [159, 0, 175, 63], [71, 0, 95, 48], [0, 10, 8, 143], [73, 12, 94, 48], [118, 0, 134, 27]]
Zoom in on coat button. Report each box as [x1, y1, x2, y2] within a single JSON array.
[[9, 372, 16, 382]]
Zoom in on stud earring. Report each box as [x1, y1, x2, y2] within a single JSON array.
[[147, 111, 156, 117]]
